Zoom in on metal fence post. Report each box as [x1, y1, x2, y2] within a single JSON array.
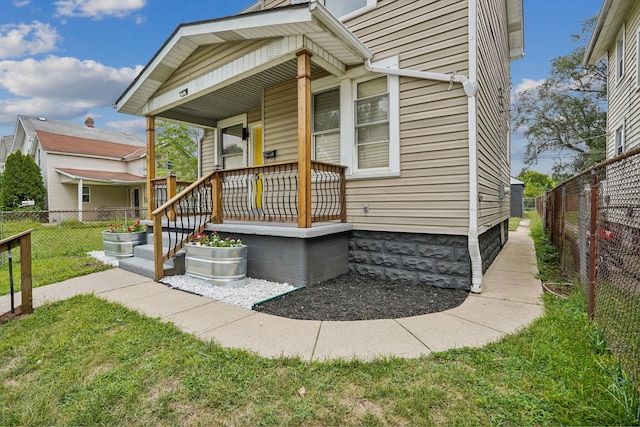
[[560, 185, 566, 269], [588, 168, 599, 320]]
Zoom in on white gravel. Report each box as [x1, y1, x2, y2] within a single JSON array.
[[88, 251, 296, 309]]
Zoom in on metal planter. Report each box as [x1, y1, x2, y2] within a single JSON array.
[[185, 244, 248, 288], [102, 231, 147, 259]]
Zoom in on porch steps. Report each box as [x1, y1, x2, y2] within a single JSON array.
[[117, 231, 187, 280]]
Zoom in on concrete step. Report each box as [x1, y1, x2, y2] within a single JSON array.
[[119, 247, 185, 279], [147, 231, 192, 247]]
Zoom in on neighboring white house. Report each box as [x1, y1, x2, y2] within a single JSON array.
[[585, 0, 640, 158], [3, 115, 147, 219]]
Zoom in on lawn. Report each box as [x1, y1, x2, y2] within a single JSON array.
[[0, 219, 113, 295], [0, 213, 638, 425]]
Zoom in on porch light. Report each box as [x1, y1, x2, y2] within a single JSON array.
[[179, 88, 188, 97]]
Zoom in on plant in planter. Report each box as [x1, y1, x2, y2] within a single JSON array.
[[102, 220, 148, 259], [185, 232, 248, 288]]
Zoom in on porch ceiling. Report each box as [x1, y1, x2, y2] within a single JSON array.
[[115, 2, 371, 125]]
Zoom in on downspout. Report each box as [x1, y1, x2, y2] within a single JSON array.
[[363, 0, 483, 293], [467, 0, 482, 293]]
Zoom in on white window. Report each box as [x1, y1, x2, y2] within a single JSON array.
[[355, 76, 390, 169], [616, 27, 625, 83], [295, 0, 376, 20], [615, 123, 625, 156], [82, 186, 90, 203], [218, 114, 247, 169], [313, 88, 340, 164]]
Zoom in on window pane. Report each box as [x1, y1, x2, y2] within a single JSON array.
[[357, 124, 389, 145], [357, 76, 386, 98], [356, 93, 388, 125], [324, 0, 366, 17], [314, 132, 340, 164], [222, 124, 243, 156], [358, 142, 389, 169], [223, 154, 244, 169], [314, 89, 340, 132]]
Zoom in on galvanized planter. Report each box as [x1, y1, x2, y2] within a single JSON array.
[[102, 231, 147, 259], [185, 244, 248, 288]]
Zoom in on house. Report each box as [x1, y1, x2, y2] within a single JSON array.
[[0, 135, 13, 172], [585, 0, 640, 158], [584, 0, 640, 238], [115, 0, 524, 292], [5, 115, 147, 220]]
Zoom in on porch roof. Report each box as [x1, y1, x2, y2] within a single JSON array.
[[56, 168, 146, 185], [114, 1, 372, 127]]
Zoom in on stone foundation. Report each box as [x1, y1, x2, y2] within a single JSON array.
[[349, 222, 507, 290]]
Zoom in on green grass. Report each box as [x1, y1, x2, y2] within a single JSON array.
[[0, 213, 638, 425], [0, 293, 637, 426], [508, 217, 521, 231], [0, 220, 113, 295]]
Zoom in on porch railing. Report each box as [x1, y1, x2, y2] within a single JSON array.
[[151, 160, 346, 280], [0, 229, 33, 322]]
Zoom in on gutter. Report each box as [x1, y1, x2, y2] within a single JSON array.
[[363, 0, 483, 294]]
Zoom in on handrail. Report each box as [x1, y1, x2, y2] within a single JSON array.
[[0, 229, 34, 321], [150, 161, 347, 281]]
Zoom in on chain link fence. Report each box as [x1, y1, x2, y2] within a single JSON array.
[[0, 208, 147, 301], [537, 147, 640, 387]]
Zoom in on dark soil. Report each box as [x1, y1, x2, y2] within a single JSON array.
[[253, 273, 469, 321]]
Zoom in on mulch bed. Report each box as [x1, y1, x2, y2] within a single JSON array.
[[253, 273, 469, 321]]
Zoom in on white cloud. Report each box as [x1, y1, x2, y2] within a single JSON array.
[[54, 0, 146, 19], [105, 118, 146, 135], [13, 0, 31, 6], [0, 21, 61, 59], [0, 56, 142, 126]]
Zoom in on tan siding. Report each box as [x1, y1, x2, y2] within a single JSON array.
[[476, 0, 511, 230], [156, 40, 271, 97], [248, 108, 262, 124], [263, 80, 297, 162], [201, 128, 216, 173], [607, 1, 640, 157], [337, 0, 471, 235]]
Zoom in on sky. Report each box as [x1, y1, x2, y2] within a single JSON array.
[[0, 0, 604, 176]]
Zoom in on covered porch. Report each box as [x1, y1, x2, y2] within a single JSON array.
[[115, 2, 373, 281]]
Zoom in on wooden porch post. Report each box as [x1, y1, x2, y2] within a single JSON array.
[[297, 50, 312, 228], [146, 116, 156, 220]]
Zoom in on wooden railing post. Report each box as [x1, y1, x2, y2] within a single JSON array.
[[166, 174, 177, 222], [146, 116, 156, 220], [153, 212, 164, 282], [296, 50, 312, 228], [19, 232, 32, 314], [212, 171, 223, 224]]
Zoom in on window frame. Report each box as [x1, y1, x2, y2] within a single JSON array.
[[82, 185, 90, 203], [217, 114, 248, 170], [616, 25, 625, 83], [343, 56, 400, 179], [312, 86, 341, 164], [614, 121, 625, 156]]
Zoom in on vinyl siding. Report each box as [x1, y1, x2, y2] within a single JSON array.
[[262, 0, 289, 9], [263, 80, 298, 162], [347, 0, 471, 234], [156, 40, 272, 97], [607, 1, 640, 157], [476, 0, 511, 228], [201, 128, 216, 173]]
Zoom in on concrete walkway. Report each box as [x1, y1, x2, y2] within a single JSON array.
[[0, 221, 542, 361]]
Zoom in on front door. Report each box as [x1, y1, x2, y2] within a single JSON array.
[[131, 188, 140, 217], [250, 123, 263, 210]]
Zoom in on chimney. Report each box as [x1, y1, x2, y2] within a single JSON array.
[[85, 117, 95, 128]]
